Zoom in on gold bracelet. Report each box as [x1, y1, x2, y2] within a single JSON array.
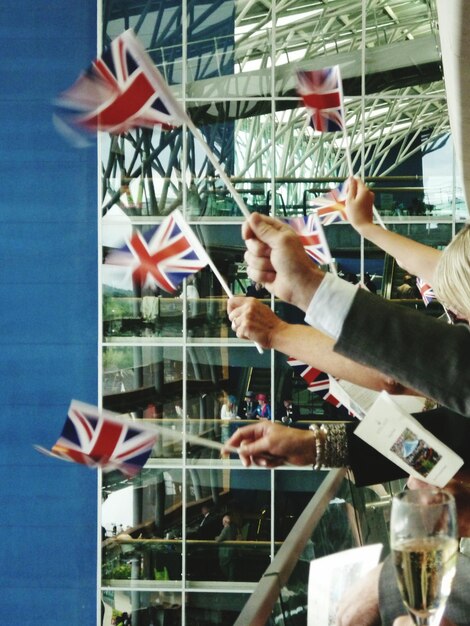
[[309, 423, 349, 469], [309, 424, 329, 470]]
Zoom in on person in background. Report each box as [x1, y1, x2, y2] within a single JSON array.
[[187, 503, 219, 540], [246, 279, 270, 298], [255, 394, 271, 420], [220, 394, 239, 445], [215, 513, 239, 581], [395, 274, 419, 299], [279, 398, 301, 426], [220, 394, 239, 420], [239, 390, 258, 419]]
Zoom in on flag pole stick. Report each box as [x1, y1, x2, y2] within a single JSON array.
[[130, 33, 252, 220], [172, 209, 264, 354], [182, 115, 251, 220], [205, 256, 264, 354], [337, 67, 387, 231]]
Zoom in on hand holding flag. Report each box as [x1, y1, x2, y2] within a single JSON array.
[[35, 400, 240, 476], [105, 208, 264, 352]]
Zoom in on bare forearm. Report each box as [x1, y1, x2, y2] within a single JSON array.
[[271, 322, 413, 394], [358, 223, 441, 282]]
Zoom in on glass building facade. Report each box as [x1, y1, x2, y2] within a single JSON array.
[[98, 1, 464, 624]]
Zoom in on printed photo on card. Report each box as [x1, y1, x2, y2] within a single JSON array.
[[355, 391, 463, 488], [389, 427, 441, 477]]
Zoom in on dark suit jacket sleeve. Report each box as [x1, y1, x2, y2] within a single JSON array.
[[334, 289, 470, 416]]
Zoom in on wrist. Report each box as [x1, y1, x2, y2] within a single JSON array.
[[290, 267, 326, 312], [354, 221, 376, 238]]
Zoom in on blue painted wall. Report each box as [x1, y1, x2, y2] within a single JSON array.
[[0, 2, 98, 624]]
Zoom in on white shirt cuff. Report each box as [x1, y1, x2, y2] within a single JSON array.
[[304, 272, 358, 339]]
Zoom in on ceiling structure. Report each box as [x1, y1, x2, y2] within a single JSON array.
[[101, 0, 460, 216]]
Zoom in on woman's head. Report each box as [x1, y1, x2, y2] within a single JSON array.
[[433, 224, 470, 321]]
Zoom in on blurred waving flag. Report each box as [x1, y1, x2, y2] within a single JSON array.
[[105, 208, 209, 292], [296, 66, 345, 132], [416, 277, 436, 306], [287, 358, 341, 407], [283, 213, 332, 265], [54, 29, 183, 139], [35, 401, 158, 477], [312, 181, 348, 226]]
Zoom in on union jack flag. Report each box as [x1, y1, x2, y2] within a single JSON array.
[[36, 401, 158, 477], [54, 29, 183, 137], [296, 66, 345, 132], [105, 209, 209, 292], [283, 213, 332, 265], [287, 358, 341, 407], [416, 277, 436, 306], [315, 182, 349, 225]]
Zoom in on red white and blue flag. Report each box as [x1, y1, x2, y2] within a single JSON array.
[[35, 400, 158, 477], [416, 277, 436, 306], [283, 213, 332, 265], [296, 66, 345, 133], [54, 29, 184, 138], [105, 208, 209, 292], [287, 358, 341, 407], [313, 181, 348, 226]]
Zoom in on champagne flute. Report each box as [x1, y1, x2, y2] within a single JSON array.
[[390, 488, 458, 626]]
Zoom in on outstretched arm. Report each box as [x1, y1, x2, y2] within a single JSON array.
[[227, 296, 415, 395], [346, 177, 441, 283]]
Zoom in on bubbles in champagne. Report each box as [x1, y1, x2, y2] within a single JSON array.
[[393, 536, 458, 620]]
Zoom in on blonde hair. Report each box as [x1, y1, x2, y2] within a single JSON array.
[[433, 224, 470, 319]]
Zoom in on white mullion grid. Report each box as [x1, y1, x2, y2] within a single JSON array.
[[270, 1, 277, 566], [452, 142, 457, 237], [181, 1, 189, 621], [359, 0, 367, 284]]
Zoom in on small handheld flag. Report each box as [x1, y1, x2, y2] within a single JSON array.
[[296, 67, 345, 133], [35, 400, 241, 475], [55, 29, 251, 218], [283, 213, 332, 266], [310, 181, 349, 226], [416, 277, 436, 306], [287, 358, 341, 407], [35, 400, 158, 477], [297, 67, 386, 230], [105, 208, 209, 292], [54, 29, 183, 136]]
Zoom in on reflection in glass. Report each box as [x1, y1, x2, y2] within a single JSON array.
[[99, 2, 467, 623], [102, 590, 182, 626]]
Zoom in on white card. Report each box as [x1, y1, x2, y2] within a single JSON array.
[[328, 378, 427, 420], [355, 391, 463, 487], [307, 543, 383, 626]]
